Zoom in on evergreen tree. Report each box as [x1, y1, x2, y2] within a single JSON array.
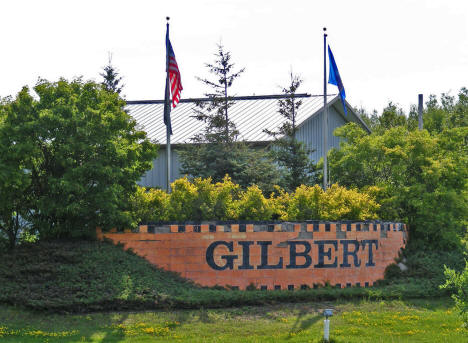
[[180, 44, 280, 193], [423, 89, 468, 133], [264, 73, 318, 191], [356, 107, 379, 131], [100, 53, 124, 94], [191, 43, 244, 144], [377, 102, 407, 130]]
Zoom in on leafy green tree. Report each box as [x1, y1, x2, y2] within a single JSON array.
[[180, 44, 280, 193], [356, 107, 380, 131], [441, 261, 468, 325], [329, 123, 468, 250], [424, 88, 468, 134], [100, 53, 124, 94], [0, 78, 158, 240], [264, 73, 318, 191], [0, 96, 34, 249], [376, 102, 407, 131], [363, 88, 468, 134]]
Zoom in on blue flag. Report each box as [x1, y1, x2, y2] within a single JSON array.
[[328, 45, 347, 115]]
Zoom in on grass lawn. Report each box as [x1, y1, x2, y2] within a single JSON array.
[[0, 298, 466, 343]]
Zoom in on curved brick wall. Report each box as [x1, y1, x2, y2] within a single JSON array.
[[97, 221, 407, 290]]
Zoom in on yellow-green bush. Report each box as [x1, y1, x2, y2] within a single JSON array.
[[286, 185, 323, 220], [168, 177, 198, 221], [235, 185, 274, 220], [269, 185, 291, 220], [285, 184, 379, 221], [130, 186, 169, 223], [321, 184, 380, 220], [190, 176, 239, 220], [131, 177, 380, 222], [211, 176, 240, 220]]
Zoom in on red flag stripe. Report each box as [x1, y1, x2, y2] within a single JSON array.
[[168, 54, 182, 108]]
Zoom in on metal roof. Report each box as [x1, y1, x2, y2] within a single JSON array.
[[126, 94, 352, 144]]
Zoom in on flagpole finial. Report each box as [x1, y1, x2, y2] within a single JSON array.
[[323, 27, 327, 37], [166, 16, 170, 21]]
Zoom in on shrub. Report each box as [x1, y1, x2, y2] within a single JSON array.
[[191, 177, 217, 221], [329, 123, 468, 250], [269, 185, 291, 220], [130, 177, 380, 222], [211, 176, 240, 220], [130, 186, 170, 223], [133, 176, 241, 223], [285, 184, 379, 221], [441, 261, 468, 325], [168, 177, 198, 221], [321, 184, 380, 220], [235, 185, 274, 220], [287, 185, 323, 220], [189, 176, 240, 221]]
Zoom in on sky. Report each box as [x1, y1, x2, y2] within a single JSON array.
[[1, 0, 467, 114]]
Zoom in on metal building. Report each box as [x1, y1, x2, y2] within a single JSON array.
[[126, 93, 370, 189]]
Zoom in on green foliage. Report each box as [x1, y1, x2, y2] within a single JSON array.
[[0, 78, 158, 241], [235, 185, 274, 220], [180, 142, 281, 195], [179, 44, 280, 194], [133, 177, 379, 222], [383, 250, 466, 290], [269, 186, 291, 220], [286, 184, 379, 221], [129, 187, 170, 223], [134, 176, 240, 223], [321, 184, 379, 221], [357, 87, 467, 134], [210, 176, 240, 220], [356, 107, 380, 131], [264, 73, 318, 191], [269, 138, 319, 191], [168, 178, 199, 221], [329, 123, 468, 250], [191, 43, 245, 144], [0, 240, 195, 312], [0, 241, 455, 313], [100, 53, 124, 94], [442, 261, 468, 325], [424, 88, 468, 134], [168, 176, 240, 221], [286, 185, 323, 220], [376, 102, 407, 131], [0, 95, 34, 249]]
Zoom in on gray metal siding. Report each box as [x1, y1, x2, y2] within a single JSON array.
[[295, 105, 346, 163], [138, 147, 183, 189]]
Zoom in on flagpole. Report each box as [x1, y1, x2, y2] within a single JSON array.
[[323, 27, 328, 191], [165, 17, 172, 193]]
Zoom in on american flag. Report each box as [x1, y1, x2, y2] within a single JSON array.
[[166, 33, 183, 108]]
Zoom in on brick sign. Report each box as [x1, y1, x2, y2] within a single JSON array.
[[98, 221, 406, 290]]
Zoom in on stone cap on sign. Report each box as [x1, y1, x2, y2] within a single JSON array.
[[98, 221, 407, 235]]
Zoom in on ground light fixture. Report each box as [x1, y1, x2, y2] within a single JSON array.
[[323, 309, 333, 342]]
